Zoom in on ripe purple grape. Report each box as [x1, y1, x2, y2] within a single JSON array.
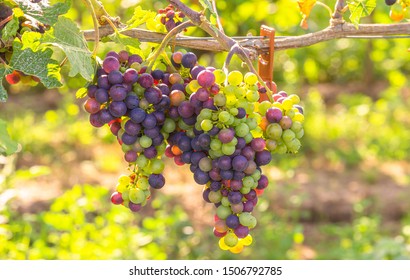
[[149, 174, 166, 189], [255, 150, 272, 166], [138, 73, 154, 88], [226, 214, 240, 229], [108, 70, 123, 84], [123, 68, 139, 84], [197, 70, 215, 88], [129, 108, 146, 123], [232, 155, 248, 172], [181, 52, 197, 68], [103, 56, 120, 73], [109, 101, 127, 117], [109, 84, 128, 101], [266, 107, 282, 123]]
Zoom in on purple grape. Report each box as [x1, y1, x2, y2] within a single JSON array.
[[118, 50, 129, 63], [228, 191, 243, 204], [191, 152, 206, 165], [234, 225, 249, 238], [210, 181, 222, 191], [129, 108, 146, 123], [243, 201, 254, 212], [151, 69, 164, 80], [178, 101, 195, 118], [196, 88, 210, 102], [128, 54, 143, 66], [142, 114, 157, 129], [181, 151, 192, 164], [121, 132, 137, 145], [110, 121, 121, 136], [89, 112, 104, 127], [190, 137, 201, 151], [144, 146, 157, 159], [202, 188, 211, 203], [220, 169, 233, 180], [129, 202, 142, 212], [255, 150, 272, 166], [153, 111, 165, 124], [244, 189, 256, 201], [157, 83, 170, 96], [203, 98, 216, 110], [95, 88, 109, 104], [97, 75, 110, 89], [165, 19, 176, 31], [155, 96, 171, 111], [279, 116, 292, 129], [87, 85, 98, 98], [123, 68, 139, 84], [294, 105, 304, 114], [226, 214, 240, 229], [218, 156, 232, 171], [190, 66, 206, 79], [221, 188, 229, 197], [109, 101, 127, 117], [107, 70, 123, 84], [138, 73, 154, 88], [193, 170, 210, 185], [103, 56, 120, 73], [152, 134, 164, 146], [218, 128, 235, 143], [197, 70, 215, 88], [236, 107, 246, 119], [177, 135, 192, 152], [99, 108, 115, 124], [144, 87, 162, 104], [109, 84, 128, 101], [124, 150, 137, 162], [233, 171, 245, 180], [124, 94, 139, 109], [266, 107, 283, 123], [232, 155, 248, 172], [230, 179, 243, 191], [149, 174, 165, 189], [208, 126, 220, 136], [171, 83, 185, 93], [124, 120, 141, 136], [198, 134, 211, 149], [257, 175, 269, 189], [190, 164, 198, 173], [236, 137, 246, 149], [241, 146, 255, 160], [181, 52, 197, 68], [209, 169, 222, 181], [106, 51, 120, 60], [251, 138, 266, 152]]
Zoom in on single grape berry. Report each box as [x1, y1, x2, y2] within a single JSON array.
[[385, 0, 396, 6]]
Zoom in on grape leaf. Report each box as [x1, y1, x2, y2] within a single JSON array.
[[10, 40, 62, 88], [0, 118, 19, 156], [15, 0, 71, 26], [0, 66, 12, 102], [108, 32, 142, 56], [42, 17, 94, 81], [347, 0, 376, 27], [297, 0, 317, 29], [1, 15, 19, 41], [126, 6, 156, 29]]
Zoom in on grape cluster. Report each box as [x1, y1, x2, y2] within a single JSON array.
[[158, 4, 185, 32], [84, 49, 305, 253]]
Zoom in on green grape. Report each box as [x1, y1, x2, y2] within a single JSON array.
[[222, 143, 236, 155], [258, 101, 272, 115], [242, 176, 255, 188], [218, 111, 231, 123], [230, 108, 239, 116], [246, 118, 258, 130], [228, 70, 243, 86], [282, 98, 293, 110], [224, 232, 239, 247], [210, 138, 222, 151], [162, 118, 176, 133], [226, 94, 238, 107], [223, 85, 236, 95], [209, 190, 222, 203], [150, 158, 165, 174], [217, 205, 232, 219], [136, 154, 149, 168], [244, 133, 253, 143], [266, 123, 283, 140], [201, 119, 213, 131], [129, 188, 146, 204], [251, 169, 261, 181], [235, 123, 250, 137], [116, 182, 128, 193], [139, 135, 152, 148], [240, 185, 251, 195], [137, 177, 149, 190], [282, 129, 296, 142], [244, 72, 258, 85], [288, 94, 300, 104], [291, 121, 303, 133], [296, 128, 304, 139], [214, 69, 226, 84], [266, 139, 277, 151], [234, 87, 246, 99], [246, 90, 260, 102], [199, 157, 212, 172], [239, 212, 257, 228], [287, 138, 301, 153], [214, 93, 227, 106], [118, 175, 131, 185], [221, 196, 230, 207]]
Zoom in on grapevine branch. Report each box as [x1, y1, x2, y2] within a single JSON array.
[[82, 22, 410, 54]]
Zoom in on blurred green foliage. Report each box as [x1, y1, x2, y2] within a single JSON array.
[[1, 0, 410, 260]]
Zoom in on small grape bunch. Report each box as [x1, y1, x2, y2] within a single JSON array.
[[158, 4, 185, 32]]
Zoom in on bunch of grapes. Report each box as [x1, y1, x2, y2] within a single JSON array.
[[83, 48, 304, 253], [157, 4, 186, 32]]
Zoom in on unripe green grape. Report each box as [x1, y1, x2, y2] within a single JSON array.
[[136, 154, 149, 168], [162, 118, 176, 133], [246, 90, 260, 102], [246, 118, 258, 130], [234, 87, 246, 99], [139, 135, 152, 148], [178, 119, 191, 130], [209, 149, 223, 159], [217, 205, 232, 219], [291, 121, 303, 133], [214, 69, 226, 84], [226, 115, 235, 126], [287, 138, 301, 153], [224, 232, 239, 247], [266, 123, 283, 140], [235, 123, 250, 137], [226, 95, 238, 107], [210, 138, 222, 151], [251, 169, 261, 181], [150, 158, 165, 174], [266, 139, 277, 151], [293, 113, 304, 123], [223, 85, 236, 95], [157, 143, 166, 154], [200, 119, 213, 131], [209, 190, 222, 203], [242, 176, 255, 188], [221, 196, 230, 207], [122, 189, 130, 201], [239, 212, 257, 228], [199, 157, 212, 172], [129, 188, 146, 204], [200, 108, 213, 119], [288, 94, 300, 104], [186, 129, 195, 138], [244, 72, 258, 85], [258, 101, 272, 115], [296, 128, 304, 139], [245, 103, 255, 115], [228, 70, 243, 86], [285, 109, 295, 118], [230, 108, 239, 116], [251, 126, 263, 138], [282, 129, 296, 142], [240, 185, 251, 195], [214, 93, 226, 106], [218, 111, 231, 123], [137, 177, 149, 190], [244, 133, 253, 143], [118, 175, 131, 185], [188, 80, 200, 92], [116, 182, 128, 193], [222, 144, 235, 155], [275, 142, 288, 154], [282, 98, 294, 110]]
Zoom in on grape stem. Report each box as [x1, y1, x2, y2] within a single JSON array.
[[146, 20, 195, 73], [316, 1, 333, 18], [82, 0, 100, 57], [0, 56, 7, 65]]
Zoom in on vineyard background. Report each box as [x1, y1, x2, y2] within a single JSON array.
[[1, 0, 410, 259]]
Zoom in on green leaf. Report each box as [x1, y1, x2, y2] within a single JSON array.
[[76, 87, 87, 99], [42, 17, 94, 81], [0, 118, 19, 156], [0, 65, 12, 102], [108, 32, 142, 56], [20, 30, 42, 51], [347, 0, 376, 27], [15, 0, 71, 26], [126, 6, 156, 29], [10, 40, 62, 88], [1, 15, 19, 41]]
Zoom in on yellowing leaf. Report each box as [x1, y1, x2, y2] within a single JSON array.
[[297, 0, 317, 18]]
